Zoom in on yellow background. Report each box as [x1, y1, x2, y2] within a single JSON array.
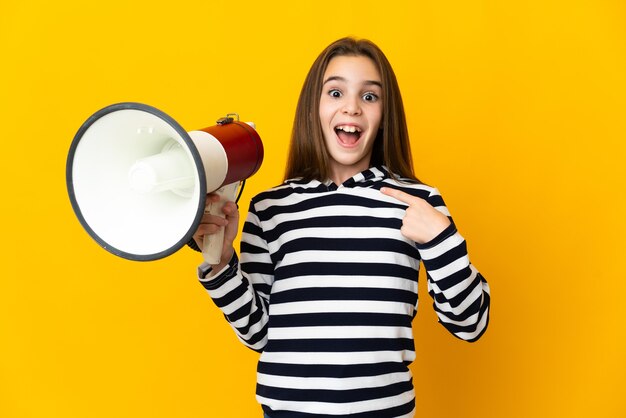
[[1, 0, 625, 417]]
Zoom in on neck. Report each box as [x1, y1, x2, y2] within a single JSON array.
[[328, 163, 369, 185]]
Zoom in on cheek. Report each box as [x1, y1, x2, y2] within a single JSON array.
[[368, 107, 383, 132], [318, 99, 327, 120], [375, 102, 384, 119], [318, 101, 335, 126]]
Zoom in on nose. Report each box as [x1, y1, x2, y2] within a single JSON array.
[[342, 95, 361, 115]]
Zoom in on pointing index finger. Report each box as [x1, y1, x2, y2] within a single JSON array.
[[380, 187, 419, 205]]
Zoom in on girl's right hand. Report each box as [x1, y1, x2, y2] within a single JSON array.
[[192, 193, 240, 270]]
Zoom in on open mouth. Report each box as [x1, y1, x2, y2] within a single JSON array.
[[334, 125, 362, 146]]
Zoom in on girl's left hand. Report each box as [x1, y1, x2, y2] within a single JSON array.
[[380, 187, 451, 245]]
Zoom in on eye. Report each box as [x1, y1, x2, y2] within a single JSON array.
[[363, 92, 379, 102], [328, 89, 342, 98]]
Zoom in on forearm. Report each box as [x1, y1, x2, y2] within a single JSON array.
[[198, 253, 269, 351], [418, 224, 491, 342]]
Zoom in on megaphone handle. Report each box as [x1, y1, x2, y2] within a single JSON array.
[[202, 182, 240, 265]]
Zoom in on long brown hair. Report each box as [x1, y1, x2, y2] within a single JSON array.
[[283, 37, 419, 183]]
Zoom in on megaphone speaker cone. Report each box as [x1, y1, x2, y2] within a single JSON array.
[[67, 102, 264, 262], [66, 103, 206, 261]]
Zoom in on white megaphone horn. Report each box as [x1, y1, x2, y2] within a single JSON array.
[[66, 102, 264, 264]]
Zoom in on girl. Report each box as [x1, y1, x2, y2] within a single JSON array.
[[193, 37, 491, 418]]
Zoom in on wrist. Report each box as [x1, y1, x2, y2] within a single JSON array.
[[198, 252, 239, 287], [416, 222, 457, 250]]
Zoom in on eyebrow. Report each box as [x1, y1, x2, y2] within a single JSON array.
[[322, 76, 382, 88]]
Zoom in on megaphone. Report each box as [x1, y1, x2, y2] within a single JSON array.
[[66, 102, 263, 264]]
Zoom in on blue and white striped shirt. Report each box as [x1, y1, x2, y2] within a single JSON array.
[[199, 166, 490, 418]]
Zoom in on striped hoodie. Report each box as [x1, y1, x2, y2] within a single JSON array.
[[198, 166, 490, 418]]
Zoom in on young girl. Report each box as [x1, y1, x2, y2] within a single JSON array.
[[193, 37, 491, 418]]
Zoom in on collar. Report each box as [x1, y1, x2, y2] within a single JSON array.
[[325, 166, 388, 189]]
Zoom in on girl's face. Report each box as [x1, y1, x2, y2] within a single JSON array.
[[319, 55, 383, 184]]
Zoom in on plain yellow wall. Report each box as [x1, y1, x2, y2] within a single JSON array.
[[1, 1, 625, 417]]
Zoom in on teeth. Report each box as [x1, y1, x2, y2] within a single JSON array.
[[336, 125, 361, 133]]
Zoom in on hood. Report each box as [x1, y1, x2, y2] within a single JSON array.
[[285, 165, 391, 191]]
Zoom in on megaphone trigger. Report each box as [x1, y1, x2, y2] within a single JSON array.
[[202, 182, 240, 265]]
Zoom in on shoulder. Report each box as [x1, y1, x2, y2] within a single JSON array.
[[248, 178, 326, 209]]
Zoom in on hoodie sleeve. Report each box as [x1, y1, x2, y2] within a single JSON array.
[[197, 201, 273, 352], [415, 188, 491, 342]]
